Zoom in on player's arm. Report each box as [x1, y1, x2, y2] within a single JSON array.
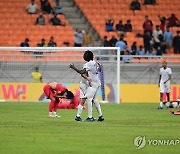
[[81, 73, 92, 81], [158, 75, 161, 87], [94, 57, 101, 72], [54, 94, 66, 98], [164, 74, 171, 84], [70, 63, 86, 74], [96, 61, 101, 72]]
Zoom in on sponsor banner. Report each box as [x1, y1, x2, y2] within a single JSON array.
[[0, 83, 179, 103]]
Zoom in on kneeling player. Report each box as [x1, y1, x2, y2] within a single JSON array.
[[43, 82, 73, 117], [58, 91, 85, 109]]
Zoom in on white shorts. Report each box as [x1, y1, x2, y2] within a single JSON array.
[[79, 82, 88, 99], [86, 86, 99, 101], [160, 82, 170, 93]]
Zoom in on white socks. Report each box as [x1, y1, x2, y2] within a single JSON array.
[[76, 100, 102, 118], [86, 99, 92, 118], [77, 104, 83, 117], [93, 100, 102, 117], [160, 101, 163, 108]]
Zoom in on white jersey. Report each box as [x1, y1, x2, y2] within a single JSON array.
[[160, 67, 172, 83], [83, 60, 101, 88]]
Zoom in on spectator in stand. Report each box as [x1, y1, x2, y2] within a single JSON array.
[[49, 9, 56, 20], [143, 31, 152, 54], [50, 13, 65, 26], [35, 39, 47, 56], [48, 36, 57, 47], [144, 0, 156, 5], [39, 38, 47, 47], [82, 30, 94, 47], [130, 0, 141, 10], [167, 14, 179, 27], [53, 0, 63, 14], [143, 15, 153, 36], [136, 45, 145, 55], [164, 26, 173, 49], [116, 20, 124, 35], [156, 46, 163, 56], [105, 16, 114, 32], [157, 15, 167, 33], [109, 35, 118, 47], [26, 0, 38, 14], [20, 38, 30, 47], [115, 36, 127, 58], [36, 13, 45, 25], [173, 31, 180, 54], [159, 34, 167, 54], [124, 20, 133, 32], [41, 0, 52, 14], [129, 41, 137, 55], [122, 50, 131, 63], [152, 25, 163, 49], [74, 28, 83, 47], [103, 36, 109, 47]]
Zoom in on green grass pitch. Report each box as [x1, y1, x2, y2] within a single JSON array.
[[0, 102, 179, 154]]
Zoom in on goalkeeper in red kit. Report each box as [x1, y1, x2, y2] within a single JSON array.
[[43, 82, 74, 117]]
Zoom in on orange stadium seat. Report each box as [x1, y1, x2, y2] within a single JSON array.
[[0, 0, 74, 49]]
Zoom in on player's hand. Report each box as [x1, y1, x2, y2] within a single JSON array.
[[94, 57, 97, 61], [69, 63, 74, 69], [86, 77, 92, 82]]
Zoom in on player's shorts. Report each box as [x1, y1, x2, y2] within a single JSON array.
[[86, 86, 100, 101], [79, 82, 88, 99], [160, 82, 170, 93], [43, 84, 55, 99]]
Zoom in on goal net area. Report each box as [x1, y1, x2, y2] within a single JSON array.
[[0, 47, 120, 103]]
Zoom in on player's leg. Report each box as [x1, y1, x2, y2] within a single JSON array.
[[93, 100, 104, 121], [43, 85, 56, 117], [58, 103, 69, 109], [165, 82, 171, 108], [158, 92, 164, 109], [158, 83, 164, 109], [53, 98, 61, 117], [48, 99, 56, 117], [67, 103, 75, 109], [75, 98, 86, 121], [85, 87, 96, 122], [92, 86, 104, 121], [165, 93, 171, 108], [75, 84, 87, 121]]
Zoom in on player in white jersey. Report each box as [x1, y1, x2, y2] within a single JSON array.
[[70, 50, 104, 122], [158, 61, 172, 109]]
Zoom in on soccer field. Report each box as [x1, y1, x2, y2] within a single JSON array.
[[0, 102, 179, 154]]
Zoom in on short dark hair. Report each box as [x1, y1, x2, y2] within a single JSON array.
[[66, 90, 74, 99], [25, 38, 29, 42], [83, 50, 93, 62]]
